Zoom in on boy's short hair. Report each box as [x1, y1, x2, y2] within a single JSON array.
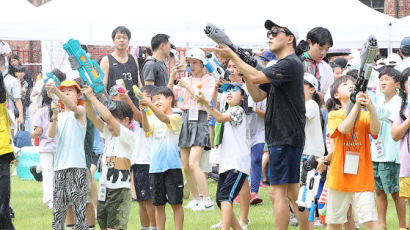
[[151, 34, 170, 51], [111, 100, 133, 123], [151, 86, 175, 107], [111, 26, 131, 40], [14, 66, 25, 73], [307, 27, 333, 47], [378, 66, 401, 81], [141, 85, 156, 95], [346, 69, 359, 80], [52, 68, 67, 82]]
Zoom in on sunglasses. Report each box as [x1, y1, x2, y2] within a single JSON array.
[[267, 28, 288, 38]]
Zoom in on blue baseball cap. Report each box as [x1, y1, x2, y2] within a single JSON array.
[[401, 36, 410, 52], [260, 50, 277, 62]]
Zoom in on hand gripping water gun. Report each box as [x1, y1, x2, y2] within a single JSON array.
[[132, 85, 151, 115], [63, 38, 116, 111], [203, 52, 226, 81], [296, 156, 321, 222], [346, 35, 378, 115], [204, 23, 264, 71], [44, 72, 60, 102]]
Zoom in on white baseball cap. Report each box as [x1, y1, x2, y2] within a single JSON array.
[[186, 48, 206, 63], [304, 73, 318, 91]]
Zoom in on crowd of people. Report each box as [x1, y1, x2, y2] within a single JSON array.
[[0, 19, 410, 230]]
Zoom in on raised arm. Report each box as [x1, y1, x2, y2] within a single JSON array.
[[196, 93, 231, 123], [47, 102, 59, 138], [139, 95, 170, 124]]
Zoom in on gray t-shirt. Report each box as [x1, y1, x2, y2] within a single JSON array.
[[141, 57, 169, 86], [3, 73, 21, 113]]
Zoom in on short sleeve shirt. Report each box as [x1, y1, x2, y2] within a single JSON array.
[[149, 114, 182, 173], [141, 57, 169, 86], [3, 74, 21, 112], [32, 106, 56, 153], [260, 53, 306, 149], [325, 110, 377, 192], [389, 107, 410, 177], [100, 124, 134, 189], [303, 100, 325, 157]]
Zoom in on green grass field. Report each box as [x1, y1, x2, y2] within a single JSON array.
[[10, 176, 407, 229]]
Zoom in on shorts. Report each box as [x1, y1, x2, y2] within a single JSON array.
[[269, 145, 302, 185], [179, 110, 211, 150], [97, 188, 131, 230], [209, 146, 221, 165], [373, 162, 400, 194], [399, 177, 410, 199], [149, 169, 184, 206], [131, 164, 151, 202], [91, 152, 102, 167], [216, 169, 247, 208], [68, 169, 92, 205], [200, 150, 212, 173], [326, 188, 377, 225]]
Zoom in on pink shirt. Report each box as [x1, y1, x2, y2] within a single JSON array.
[[175, 74, 215, 111], [389, 107, 410, 177]]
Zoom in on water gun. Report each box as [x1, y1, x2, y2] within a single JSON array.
[[204, 23, 264, 71], [203, 52, 226, 81], [63, 38, 116, 111], [44, 72, 60, 102], [346, 35, 378, 115], [115, 79, 127, 94], [132, 85, 151, 115]]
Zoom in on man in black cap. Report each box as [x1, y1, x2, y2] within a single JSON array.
[[396, 36, 410, 72], [215, 20, 308, 230]]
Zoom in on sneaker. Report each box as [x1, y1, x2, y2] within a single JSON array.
[[250, 193, 263, 205], [47, 201, 53, 210], [30, 166, 43, 182], [239, 220, 250, 230], [314, 218, 324, 227], [192, 200, 215, 211], [184, 199, 199, 209], [233, 196, 240, 204], [259, 181, 267, 188], [210, 220, 222, 229], [289, 211, 298, 226]]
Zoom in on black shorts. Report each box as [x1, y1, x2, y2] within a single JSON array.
[[216, 169, 247, 208], [269, 145, 302, 185], [131, 164, 151, 202], [149, 169, 184, 206], [91, 152, 102, 167]]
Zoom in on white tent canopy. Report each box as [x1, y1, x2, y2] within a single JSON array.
[[0, 0, 404, 49]]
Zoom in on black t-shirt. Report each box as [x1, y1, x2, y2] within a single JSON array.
[[260, 53, 306, 149], [107, 54, 139, 106]]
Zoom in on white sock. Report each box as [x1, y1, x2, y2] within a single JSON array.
[[141, 227, 149, 230], [202, 196, 211, 201], [66, 225, 74, 230], [193, 196, 200, 200], [151, 227, 158, 230]]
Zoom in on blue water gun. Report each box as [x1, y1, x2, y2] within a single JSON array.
[[204, 53, 226, 81], [63, 38, 116, 110], [44, 71, 60, 102]]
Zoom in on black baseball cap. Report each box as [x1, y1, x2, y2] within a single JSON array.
[[264, 19, 298, 40]]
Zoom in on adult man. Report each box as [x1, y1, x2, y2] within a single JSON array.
[[101, 26, 140, 106], [215, 20, 308, 230], [395, 36, 410, 72], [300, 27, 334, 103], [141, 34, 171, 86], [1, 54, 23, 129], [0, 54, 15, 230]]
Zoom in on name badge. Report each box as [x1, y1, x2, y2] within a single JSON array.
[[374, 139, 384, 157], [344, 151, 360, 175], [98, 183, 107, 202], [189, 107, 199, 121]]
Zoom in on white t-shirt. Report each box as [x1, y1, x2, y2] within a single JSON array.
[[249, 99, 266, 147], [100, 124, 134, 189], [131, 120, 152, 165], [220, 106, 251, 175], [303, 100, 325, 157], [395, 57, 410, 72], [318, 61, 334, 94]]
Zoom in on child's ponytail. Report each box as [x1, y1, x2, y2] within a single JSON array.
[[399, 68, 410, 120]]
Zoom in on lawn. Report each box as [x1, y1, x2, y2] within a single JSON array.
[[10, 176, 407, 229]]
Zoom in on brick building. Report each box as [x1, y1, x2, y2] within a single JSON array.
[[360, 0, 410, 18]]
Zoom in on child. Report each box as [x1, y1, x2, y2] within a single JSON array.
[[46, 80, 88, 230], [30, 86, 56, 209], [175, 48, 215, 211], [129, 85, 157, 230], [196, 82, 250, 230], [325, 76, 380, 229], [391, 67, 410, 230], [82, 85, 135, 230], [371, 67, 406, 229], [140, 86, 184, 230]]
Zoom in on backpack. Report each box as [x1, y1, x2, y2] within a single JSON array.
[[14, 124, 32, 148], [140, 56, 161, 86]]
